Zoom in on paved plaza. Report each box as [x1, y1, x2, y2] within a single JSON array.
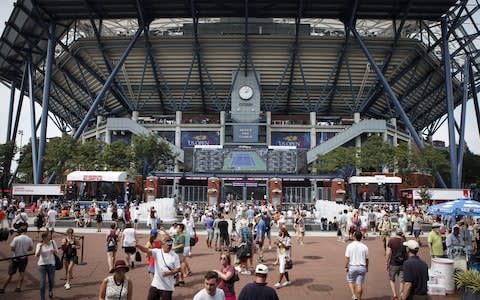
[[0, 226, 459, 300]]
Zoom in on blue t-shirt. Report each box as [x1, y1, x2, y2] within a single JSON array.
[[256, 219, 266, 239], [205, 217, 214, 230]]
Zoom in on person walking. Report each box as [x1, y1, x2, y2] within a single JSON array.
[[35, 231, 58, 299], [106, 222, 120, 272], [121, 222, 137, 268], [46, 207, 58, 232], [344, 231, 369, 300], [98, 259, 133, 300], [61, 228, 79, 290], [237, 264, 279, 300], [273, 225, 292, 288], [399, 240, 430, 300], [193, 271, 225, 300], [378, 214, 393, 254], [0, 225, 33, 293], [237, 219, 253, 275], [146, 229, 162, 280], [172, 223, 187, 285], [214, 252, 237, 300], [136, 235, 181, 300], [95, 208, 103, 232], [386, 228, 407, 300]]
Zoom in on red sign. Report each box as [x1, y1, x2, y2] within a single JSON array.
[[83, 175, 103, 181]]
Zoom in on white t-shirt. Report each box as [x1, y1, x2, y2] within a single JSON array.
[[47, 209, 58, 222], [11, 234, 33, 257], [193, 288, 225, 300], [35, 240, 58, 266], [151, 249, 180, 291], [345, 241, 369, 266], [122, 228, 136, 247]]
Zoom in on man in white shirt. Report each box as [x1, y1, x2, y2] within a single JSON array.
[[344, 231, 369, 300], [193, 271, 225, 300], [0, 226, 33, 293], [136, 235, 181, 300], [46, 208, 58, 232]]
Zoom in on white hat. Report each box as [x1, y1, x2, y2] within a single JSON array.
[[403, 239, 420, 250], [432, 222, 442, 228], [255, 264, 269, 275]]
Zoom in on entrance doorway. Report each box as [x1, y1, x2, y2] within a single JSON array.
[[223, 182, 266, 204]]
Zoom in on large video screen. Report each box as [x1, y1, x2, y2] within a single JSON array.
[[223, 150, 267, 171]]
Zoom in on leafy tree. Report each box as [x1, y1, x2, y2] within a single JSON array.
[[462, 149, 480, 187], [42, 135, 76, 183], [131, 134, 175, 176], [99, 140, 133, 171], [315, 146, 357, 173], [16, 142, 34, 183], [73, 139, 101, 171], [358, 135, 395, 172], [0, 141, 15, 194]]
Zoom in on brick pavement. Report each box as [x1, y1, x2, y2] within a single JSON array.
[[0, 227, 460, 300]]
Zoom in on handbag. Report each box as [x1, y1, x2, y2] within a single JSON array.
[[190, 236, 197, 247], [54, 253, 63, 270], [285, 257, 293, 270], [135, 250, 142, 262]]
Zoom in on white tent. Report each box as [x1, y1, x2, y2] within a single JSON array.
[[66, 171, 128, 182]]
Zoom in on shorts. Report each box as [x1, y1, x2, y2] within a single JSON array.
[[369, 221, 376, 229], [8, 257, 28, 275], [176, 252, 184, 261], [147, 265, 155, 273], [147, 286, 172, 300], [123, 246, 136, 254], [388, 265, 404, 282], [346, 265, 367, 285], [134, 219, 138, 223], [278, 255, 289, 274], [265, 230, 271, 239], [207, 229, 214, 240], [413, 229, 421, 237], [220, 234, 230, 246]]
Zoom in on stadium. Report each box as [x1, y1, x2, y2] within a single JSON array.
[[0, 0, 479, 206]]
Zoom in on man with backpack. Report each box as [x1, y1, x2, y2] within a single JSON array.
[[378, 214, 393, 254], [386, 228, 407, 300]]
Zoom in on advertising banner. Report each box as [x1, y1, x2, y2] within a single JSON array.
[[233, 125, 259, 143], [181, 131, 220, 148], [271, 132, 310, 149]]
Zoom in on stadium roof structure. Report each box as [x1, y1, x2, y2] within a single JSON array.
[[0, 0, 479, 187]]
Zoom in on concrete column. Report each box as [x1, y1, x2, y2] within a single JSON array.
[[96, 115, 103, 139], [220, 111, 225, 145], [132, 111, 139, 122], [266, 111, 271, 145], [310, 112, 316, 149], [105, 130, 111, 144], [354, 113, 361, 175]]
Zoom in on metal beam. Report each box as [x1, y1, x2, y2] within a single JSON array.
[[441, 18, 458, 188], [351, 26, 447, 188], [36, 23, 56, 184], [73, 26, 144, 140], [457, 57, 469, 184], [28, 54, 38, 183]]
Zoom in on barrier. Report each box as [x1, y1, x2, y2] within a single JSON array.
[[430, 258, 455, 294]]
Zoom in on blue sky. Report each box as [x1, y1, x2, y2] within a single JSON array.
[[0, 1, 478, 155]]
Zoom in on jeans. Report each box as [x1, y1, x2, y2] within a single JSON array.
[[38, 264, 55, 300]]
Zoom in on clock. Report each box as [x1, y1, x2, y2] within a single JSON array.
[[238, 85, 254, 100]]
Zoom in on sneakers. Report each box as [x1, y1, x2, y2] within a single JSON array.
[[274, 282, 282, 288], [268, 245, 272, 250], [64, 283, 71, 290], [235, 266, 242, 272], [282, 281, 291, 287], [240, 270, 251, 275]]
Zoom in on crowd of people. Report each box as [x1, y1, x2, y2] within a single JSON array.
[[0, 196, 479, 300]]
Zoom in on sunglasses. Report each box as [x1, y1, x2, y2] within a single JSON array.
[[164, 240, 174, 245], [220, 256, 227, 260]]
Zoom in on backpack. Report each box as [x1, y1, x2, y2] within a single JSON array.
[[0, 228, 9, 241], [393, 246, 408, 265], [106, 231, 118, 251]]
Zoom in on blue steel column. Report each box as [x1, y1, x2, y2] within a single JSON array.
[[441, 18, 459, 188], [351, 27, 447, 188], [457, 58, 469, 184], [73, 27, 143, 140], [36, 23, 55, 184], [28, 54, 38, 182], [469, 64, 480, 139], [6, 81, 16, 143]]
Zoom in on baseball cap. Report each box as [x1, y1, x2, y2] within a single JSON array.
[[403, 239, 420, 250], [150, 228, 158, 237], [432, 222, 442, 228], [395, 228, 404, 236], [255, 264, 269, 275]]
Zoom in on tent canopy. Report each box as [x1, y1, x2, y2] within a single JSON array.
[[428, 198, 480, 216], [67, 171, 128, 182]]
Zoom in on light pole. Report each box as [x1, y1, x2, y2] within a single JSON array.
[[17, 130, 24, 151]]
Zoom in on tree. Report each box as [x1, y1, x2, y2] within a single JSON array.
[[315, 146, 357, 173], [99, 140, 133, 171], [358, 135, 395, 172], [42, 135, 77, 183], [73, 139, 101, 171], [0, 141, 15, 194]]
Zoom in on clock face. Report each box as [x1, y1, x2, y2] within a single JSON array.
[[238, 85, 254, 100]]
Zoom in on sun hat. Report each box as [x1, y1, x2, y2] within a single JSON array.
[[431, 222, 442, 228], [255, 264, 269, 275], [110, 260, 130, 273], [403, 239, 420, 250]]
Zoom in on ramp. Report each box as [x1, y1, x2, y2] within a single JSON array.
[[307, 119, 387, 163], [106, 118, 184, 163]]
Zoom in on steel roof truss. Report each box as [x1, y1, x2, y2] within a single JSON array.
[[144, 30, 168, 113]]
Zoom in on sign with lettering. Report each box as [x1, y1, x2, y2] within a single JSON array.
[[271, 132, 310, 149], [181, 131, 220, 148]]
